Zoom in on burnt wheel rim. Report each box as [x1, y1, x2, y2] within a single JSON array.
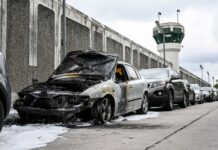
[[101, 98, 112, 122]]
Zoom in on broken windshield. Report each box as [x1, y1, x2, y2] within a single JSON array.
[[53, 51, 117, 78]]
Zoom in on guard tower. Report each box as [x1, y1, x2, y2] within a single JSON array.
[[153, 22, 185, 72]]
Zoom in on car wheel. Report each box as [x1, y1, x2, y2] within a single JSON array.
[[137, 94, 148, 114], [0, 101, 4, 132], [93, 97, 112, 123], [191, 94, 196, 105], [165, 91, 173, 111], [179, 92, 187, 108]]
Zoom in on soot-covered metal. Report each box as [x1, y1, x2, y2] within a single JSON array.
[[13, 50, 148, 124]]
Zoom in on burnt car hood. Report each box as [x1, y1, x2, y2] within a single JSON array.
[[18, 75, 102, 97]]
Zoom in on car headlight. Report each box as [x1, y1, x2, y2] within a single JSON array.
[[149, 81, 166, 88]]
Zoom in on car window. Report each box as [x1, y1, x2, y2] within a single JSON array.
[[125, 65, 139, 80], [115, 64, 128, 82], [173, 70, 180, 76], [169, 69, 175, 76]]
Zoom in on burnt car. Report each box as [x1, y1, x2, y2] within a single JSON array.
[[14, 50, 148, 123], [0, 52, 11, 131], [140, 68, 188, 111]]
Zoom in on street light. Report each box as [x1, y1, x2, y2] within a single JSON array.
[[200, 64, 204, 86], [212, 76, 215, 87], [155, 20, 165, 67], [62, 0, 66, 58], [207, 71, 210, 84]]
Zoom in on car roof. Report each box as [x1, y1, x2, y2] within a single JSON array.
[[117, 61, 132, 66]]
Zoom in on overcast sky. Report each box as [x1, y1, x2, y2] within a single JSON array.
[[66, 0, 218, 85]]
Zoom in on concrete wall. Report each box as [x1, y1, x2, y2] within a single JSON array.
[[0, 0, 210, 93], [37, 5, 55, 82]]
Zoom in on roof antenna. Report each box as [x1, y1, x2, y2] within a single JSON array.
[[177, 9, 180, 23], [158, 12, 161, 22]]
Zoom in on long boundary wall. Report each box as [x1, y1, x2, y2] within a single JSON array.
[[0, 0, 210, 93]]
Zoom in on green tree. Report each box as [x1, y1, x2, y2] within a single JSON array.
[[214, 84, 218, 89]]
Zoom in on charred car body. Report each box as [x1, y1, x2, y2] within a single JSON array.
[[14, 50, 148, 123]]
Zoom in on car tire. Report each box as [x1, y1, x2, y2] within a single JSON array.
[[92, 97, 112, 123], [179, 92, 187, 108], [165, 91, 173, 111], [137, 94, 148, 114], [191, 94, 196, 105], [0, 101, 4, 132]]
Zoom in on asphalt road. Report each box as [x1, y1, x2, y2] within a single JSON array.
[[36, 102, 218, 150]]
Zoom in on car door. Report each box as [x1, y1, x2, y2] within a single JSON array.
[[124, 65, 144, 112], [115, 64, 131, 114]]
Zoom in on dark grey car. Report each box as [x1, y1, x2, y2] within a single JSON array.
[[140, 68, 188, 111], [0, 52, 11, 131]]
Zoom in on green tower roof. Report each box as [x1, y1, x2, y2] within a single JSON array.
[[153, 22, 185, 44]]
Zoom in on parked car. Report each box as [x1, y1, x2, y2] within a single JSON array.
[[13, 50, 148, 123], [0, 52, 11, 131], [190, 84, 203, 104], [140, 67, 188, 111], [212, 88, 217, 101], [183, 80, 195, 105], [201, 87, 213, 102]]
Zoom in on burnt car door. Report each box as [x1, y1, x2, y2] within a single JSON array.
[[115, 64, 131, 114], [124, 64, 143, 112]]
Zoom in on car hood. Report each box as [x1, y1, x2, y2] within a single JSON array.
[[146, 78, 169, 83], [18, 75, 103, 98]]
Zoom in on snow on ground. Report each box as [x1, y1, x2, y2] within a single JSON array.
[[9, 108, 18, 115], [0, 124, 68, 150], [1, 109, 159, 150], [112, 111, 160, 122]]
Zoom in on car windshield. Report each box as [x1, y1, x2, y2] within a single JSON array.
[[140, 69, 169, 79], [201, 87, 212, 91], [190, 84, 199, 90], [53, 51, 117, 78]]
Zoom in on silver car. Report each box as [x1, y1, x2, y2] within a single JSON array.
[[14, 50, 148, 123], [190, 84, 203, 104]]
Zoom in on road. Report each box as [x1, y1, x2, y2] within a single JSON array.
[[36, 102, 218, 150]]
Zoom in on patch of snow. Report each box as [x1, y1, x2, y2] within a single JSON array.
[[112, 111, 159, 122], [76, 122, 92, 127], [0, 124, 67, 150], [9, 108, 18, 115]]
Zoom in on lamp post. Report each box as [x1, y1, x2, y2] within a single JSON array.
[[207, 71, 210, 84], [200, 64, 204, 86], [155, 20, 165, 67], [62, 0, 66, 57], [212, 76, 214, 87]]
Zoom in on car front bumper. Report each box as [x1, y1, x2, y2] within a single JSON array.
[[148, 86, 168, 107]]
